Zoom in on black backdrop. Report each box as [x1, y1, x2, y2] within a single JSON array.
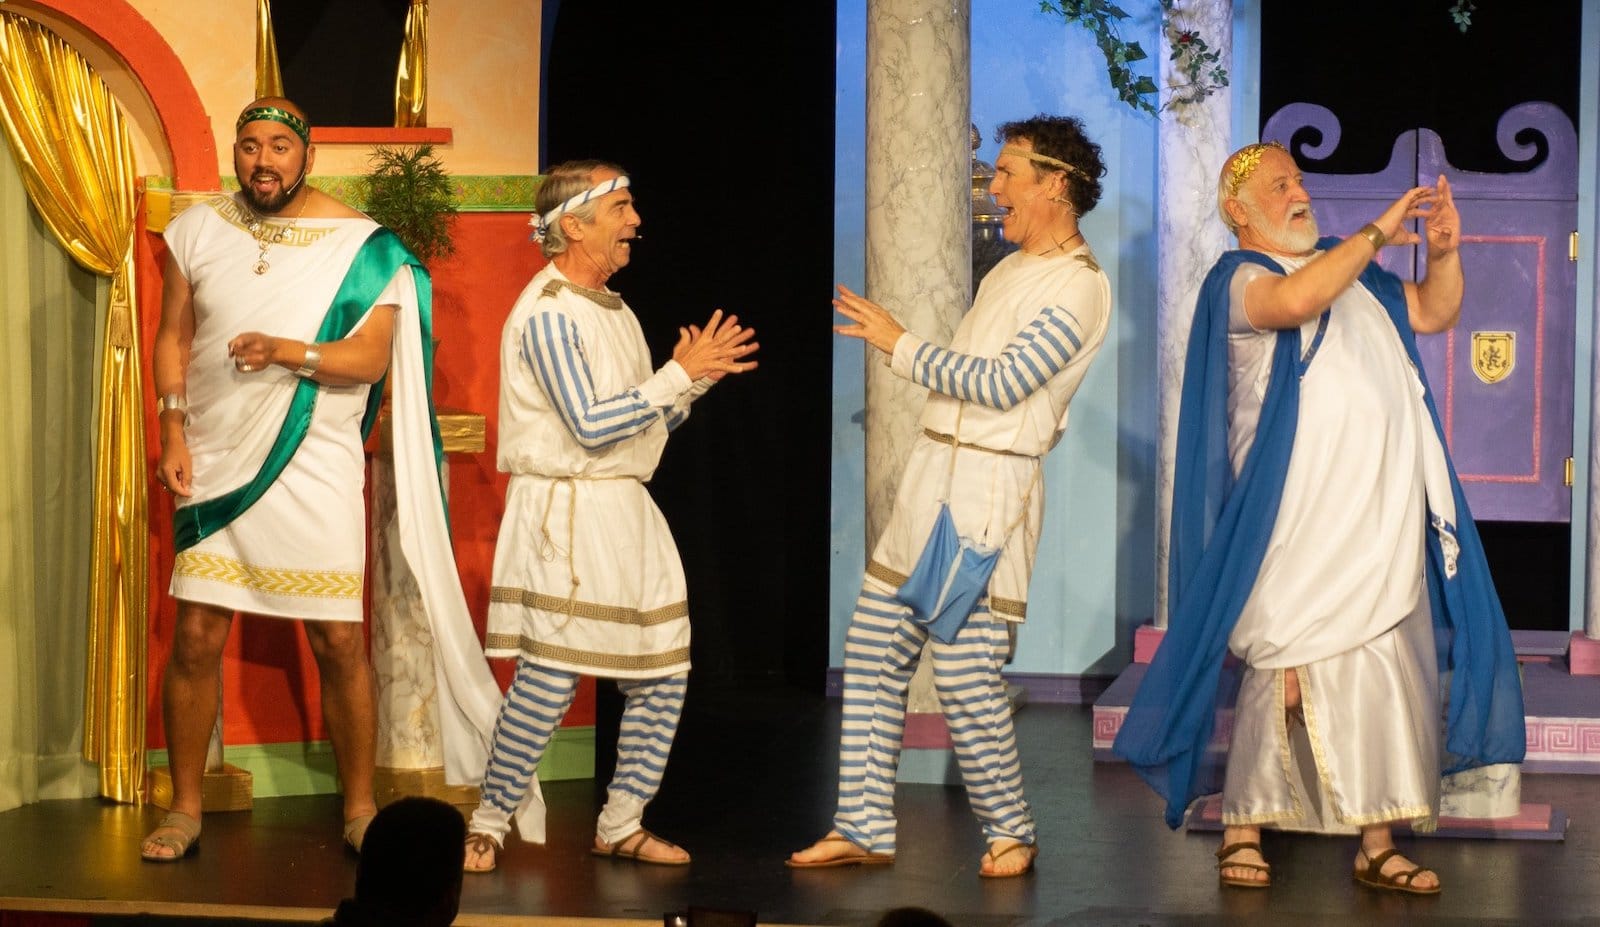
[[1260, 0, 1584, 630], [542, 1, 837, 690]]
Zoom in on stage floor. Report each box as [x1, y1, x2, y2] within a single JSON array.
[[3, 685, 1600, 926]]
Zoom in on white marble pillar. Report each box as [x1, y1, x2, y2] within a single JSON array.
[[863, 0, 970, 726], [1588, 262, 1600, 640], [1154, 0, 1233, 628]]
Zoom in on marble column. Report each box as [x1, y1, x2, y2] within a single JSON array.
[[1154, 0, 1233, 628], [862, 0, 971, 768], [370, 410, 485, 805]]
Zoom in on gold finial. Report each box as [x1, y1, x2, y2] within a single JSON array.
[[1225, 141, 1287, 198]]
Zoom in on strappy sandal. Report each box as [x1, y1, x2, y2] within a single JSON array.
[[343, 813, 375, 856], [978, 840, 1038, 879], [591, 828, 690, 866], [1354, 847, 1441, 895], [785, 833, 894, 869], [463, 832, 502, 873], [140, 811, 201, 862], [1215, 841, 1271, 888]]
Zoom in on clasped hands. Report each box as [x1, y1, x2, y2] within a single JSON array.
[[1371, 174, 1459, 258], [672, 309, 759, 381]]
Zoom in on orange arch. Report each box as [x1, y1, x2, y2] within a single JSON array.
[[19, 0, 218, 189]]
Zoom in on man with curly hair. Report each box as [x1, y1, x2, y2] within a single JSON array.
[[789, 115, 1112, 878]]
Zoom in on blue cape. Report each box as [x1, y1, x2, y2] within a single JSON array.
[[1113, 241, 1526, 829]]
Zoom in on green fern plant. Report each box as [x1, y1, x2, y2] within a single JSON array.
[[361, 144, 458, 265]]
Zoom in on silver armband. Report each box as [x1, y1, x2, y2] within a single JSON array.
[[294, 345, 323, 378], [158, 393, 188, 420]]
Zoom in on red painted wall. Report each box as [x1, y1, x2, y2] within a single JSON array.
[[142, 208, 595, 753]]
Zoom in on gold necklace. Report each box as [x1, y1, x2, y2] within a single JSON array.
[[247, 196, 308, 274]]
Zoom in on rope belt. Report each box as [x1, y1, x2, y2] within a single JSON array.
[[537, 473, 642, 627], [923, 428, 1036, 459]]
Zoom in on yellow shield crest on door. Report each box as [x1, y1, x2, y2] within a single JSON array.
[[1472, 331, 1515, 385]]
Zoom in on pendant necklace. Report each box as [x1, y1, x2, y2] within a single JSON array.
[[247, 196, 308, 274]]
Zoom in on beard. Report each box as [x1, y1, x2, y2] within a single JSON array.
[[1245, 200, 1320, 254], [238, 166, 302, 214]]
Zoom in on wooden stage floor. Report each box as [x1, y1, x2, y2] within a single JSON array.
[[3, 686, 1600, 926]]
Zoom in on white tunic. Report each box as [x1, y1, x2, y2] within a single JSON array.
[[868, 247, 1112, 615], [164, 195, 394, 621], [486, 264, 708, 678], [1225, 254, 1455, 668]]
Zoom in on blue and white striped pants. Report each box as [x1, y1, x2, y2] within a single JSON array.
[[469, 658, 688, 845], [833, 576, 1034, 852]]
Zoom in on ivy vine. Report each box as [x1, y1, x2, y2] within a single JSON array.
[[1039, 1, 1476, 116]]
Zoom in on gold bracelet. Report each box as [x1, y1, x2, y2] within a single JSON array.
[[1358, 223, 1387, 251]]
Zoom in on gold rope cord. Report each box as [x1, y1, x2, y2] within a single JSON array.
[[394, 0, 428, 127], [256, 0, 284, 98], [0, 11, 146, 804]]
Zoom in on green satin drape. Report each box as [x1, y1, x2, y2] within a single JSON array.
[[0, 11, 146, 805]]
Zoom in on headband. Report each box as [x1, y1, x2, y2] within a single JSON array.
[[530, 175, 631, 240], [236, 106, 311, 146], [1001, 145, 1088, 181], [1224, 141, 1287, 198]]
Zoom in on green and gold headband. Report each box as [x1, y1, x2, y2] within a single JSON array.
[[236, 106, 311, 146], [1224, 141, 1286, 197]]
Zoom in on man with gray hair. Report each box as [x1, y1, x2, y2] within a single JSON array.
[[460, 159, 757, 871], [1115, 142, 1523, 894]]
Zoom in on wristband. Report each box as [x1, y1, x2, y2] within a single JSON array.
[[294, 345, 322, 378], [1358, 223, 1387, 251], [158, 393, 188, 420]]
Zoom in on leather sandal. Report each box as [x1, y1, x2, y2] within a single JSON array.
[[591, 828, 690, 866], [1353, 847, 1440, 895], [978, 840, 1038, 878], [1215, 841, 1271, 888], [786, 833, 894, 869], [464, 832, 502, 873], [140, 811, 201, 862], [343, 813, 376, 856]]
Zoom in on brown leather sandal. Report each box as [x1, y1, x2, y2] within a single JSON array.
[[464, 832, 502, 873], [1215, 841, 1271, 888], [785, 833, 894, 869], [591, 828, 690, 866], [978, 840, 1038, 879], [1353, 847, 1440, 895], [342, 813, 375, 856]]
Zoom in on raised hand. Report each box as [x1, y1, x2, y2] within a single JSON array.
[[1373, 185, 1438, 247], [832, 284, 905, 354], [672, 309, 759, 381], [1422, 174, 1460, 258]]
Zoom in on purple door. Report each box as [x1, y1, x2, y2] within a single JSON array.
[[1264, 103, 1579, 522]]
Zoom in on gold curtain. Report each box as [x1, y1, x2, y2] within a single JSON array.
[[256, 0, 284, 99], [0, 11, 146, 804], [394, 0, 428, 127]]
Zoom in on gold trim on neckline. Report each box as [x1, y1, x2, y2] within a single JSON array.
[[210, 195, 338, 247], [542, 278, 623, 310]]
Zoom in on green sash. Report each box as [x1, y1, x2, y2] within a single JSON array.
[[174, 227, 442, 551]]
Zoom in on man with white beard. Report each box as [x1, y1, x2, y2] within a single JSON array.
[[1114, 142, 1524, 894]]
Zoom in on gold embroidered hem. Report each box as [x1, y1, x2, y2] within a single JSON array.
[[489, 586, 688, 626], [867, 559, 907, 588], [866, 560, 1027, 619], [174, 550, 362, 599], [486, 635, 691, 674]]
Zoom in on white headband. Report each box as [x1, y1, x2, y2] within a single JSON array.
[[530, 175, 631, 240]]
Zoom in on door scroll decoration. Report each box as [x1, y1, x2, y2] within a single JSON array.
[[1472, 331, 1516, 385]]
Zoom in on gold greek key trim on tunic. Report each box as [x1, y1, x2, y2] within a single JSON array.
[[173, 550, 362, 599], [923, 428, 1036, 459], [485, 635, 691, 671], [866, 560, 908, 588], [540, 278, 622, 310], [989, 596, 1028, 619], [209, 195, 338, 247], [1295, 665, 1435, 830], [489, 586, 688, 626]]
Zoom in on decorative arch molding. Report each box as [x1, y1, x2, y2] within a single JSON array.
[[8, 0, 218, 189]]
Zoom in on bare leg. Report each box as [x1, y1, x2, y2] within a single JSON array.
[[303, 620, 379, 825], [1356, 824, 1440, 890], [143, 601, 233, 858]]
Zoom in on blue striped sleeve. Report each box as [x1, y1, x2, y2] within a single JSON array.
[[522, 310, 663, 449], [898, 304, 1090, 409]]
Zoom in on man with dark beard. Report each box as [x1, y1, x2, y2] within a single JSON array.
[[141, 97, 500, 861], [1114, 142, 1524, 894]]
